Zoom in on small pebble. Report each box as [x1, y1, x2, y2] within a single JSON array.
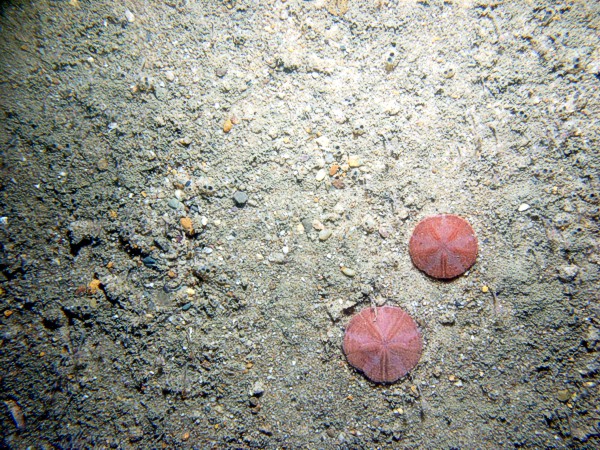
[[97, 158, 109, 171], [319, 229, 333, 241], [378, 225, 392, 239], [124, 9, 135, 23], [142, 256, 157, 267], [347, 156, 361, 168], [341, 266, 356, 277], [165, 71, 175, 82], [558, 265, 579, 282], [268, 253, 286, 264], [250, 381, 265, 397], [180, 217, 194, 234], [312, 220, 324, 230], [168, 198, 182, 210], [223, 118, 233, 133], [315, 169, 327, 181], [233, 191, 248, 206], [518, 203, 530, 212], [398, 208, 410, 220], [556, 389, 571, 402]]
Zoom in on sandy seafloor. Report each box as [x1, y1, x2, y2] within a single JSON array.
[[0, 0, 599, 448]]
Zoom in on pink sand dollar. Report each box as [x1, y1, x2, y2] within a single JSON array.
[[343, 306, 423, 383], [409, 214, 478, 279]]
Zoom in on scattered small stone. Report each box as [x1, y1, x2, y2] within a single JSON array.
[[165, 70, 175, 82], [182, 302, 192, 311], [223, 118, 233, 133], [215, 67, 227, 77], [556, 389, 571, 402], [250, 380, 265, 397], [233, 191, 248, 206], [315, 168, 327, 181], [178, 137, 192, 146], [97, 158, 109, 171], [341, 266, 356, 277], [348, 155, 361, 168], [518, 203, 530, 212], [142, 256, 157, 267], [180, 217, 194, 234], [168, 198, 182, 210], [398, 208, 410, 220], [378, 224, 392, 238], [312, 219, 324, 231], [558, 264, 579, 282], [331, 179, 345, 189], [319, 229, 333, 241], [268, 253, 286, 264], [124, 9, 135, 23]]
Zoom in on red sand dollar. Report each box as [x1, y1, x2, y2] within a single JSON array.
[[343, 306, 422, 383], [409, 214, 478, 279]]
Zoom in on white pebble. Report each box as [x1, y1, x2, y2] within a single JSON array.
[[518, 203, 530, 212], [319, 229, 332, 241], [341, 267, 356, 277], [315, 169, 327, 181], [124, 9, 135, 23]]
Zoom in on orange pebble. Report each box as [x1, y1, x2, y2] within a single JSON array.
[[180, 217, 194, 234], [223, 118, 233, 133]]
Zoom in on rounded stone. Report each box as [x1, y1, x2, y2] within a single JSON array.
[[409, 214, 478, 279], [343, 306, 422, 383], [233, 191, 248, 206]]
